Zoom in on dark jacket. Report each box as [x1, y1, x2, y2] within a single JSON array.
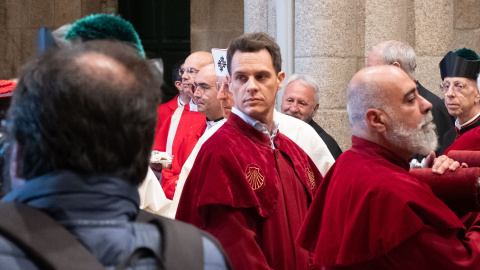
[[308, 119, 342, 159], [0, 171, 228, 270]]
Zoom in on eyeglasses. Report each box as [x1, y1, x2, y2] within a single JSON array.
[[194, 82, 215, 95], [179, 67, 200, 76], [215, 81, 230, 94], [440, 81, 471, 94]]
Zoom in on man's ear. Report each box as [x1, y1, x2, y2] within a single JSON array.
[[174, 81, 182, 91], [276, 71, 286, 91], [226, 74, 232, 85], [392, 61, 401, 69], [475, 87, 480, 105], [312, 103, 319, 115], [365, 108, 387, 133]]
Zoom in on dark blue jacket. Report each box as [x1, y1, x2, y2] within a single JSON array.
[[0, 171, 227, 269]]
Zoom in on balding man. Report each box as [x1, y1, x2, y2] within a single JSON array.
[[367, 40, 454, 158], [281, 74, 342, 159], [297, 65, 480, 270], [161, 64, 222, 199], [152, 52, 212, 166], [182, 51, 216, 111]]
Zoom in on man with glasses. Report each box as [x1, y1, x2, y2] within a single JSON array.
[[161, 64, 223, 199], [437, 48, 480, 154], [152, 52, 212, 177], [181, 51, 215, 112]]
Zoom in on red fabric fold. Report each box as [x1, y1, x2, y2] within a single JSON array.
[[410, 167, 480, 212], [447, 150, 480, 167], [297, 137, 464, 266]]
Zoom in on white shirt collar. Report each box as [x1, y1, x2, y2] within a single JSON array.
[[206, 118, 226, 131], [455, 111, 480, 130], [177, 96, 185, 107], [231, 107, 279, 149], [189, 100, 198, 112]]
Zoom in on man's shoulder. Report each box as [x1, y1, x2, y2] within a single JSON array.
[[158, 95, 179, 112]]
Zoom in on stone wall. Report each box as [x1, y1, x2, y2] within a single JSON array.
[[0, 0, 117, 79], [190, 0, 244, 52], [245, 0, 480, 151]]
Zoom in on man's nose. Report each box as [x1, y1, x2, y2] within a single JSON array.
[[419, 94, 432, 114], [217, 88, 226, 100], [246, 77, 259, 92]]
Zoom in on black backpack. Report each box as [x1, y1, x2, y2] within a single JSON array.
[[0, 202, 231, 270]]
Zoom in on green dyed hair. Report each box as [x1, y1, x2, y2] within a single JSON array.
[[64, 14, 145, 57], [454, 48, 480, 61]]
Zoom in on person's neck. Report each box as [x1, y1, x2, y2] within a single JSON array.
[[179, 93, 190, 104], [366, 132, 411, 162], [458, 106, 480, 125]]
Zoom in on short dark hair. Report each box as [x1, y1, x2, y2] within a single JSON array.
[[227, 32, 282, 75], [7, 40, 160, 185], [171, 60, 184, 84]]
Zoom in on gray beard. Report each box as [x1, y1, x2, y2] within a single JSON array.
[[384, 111, 438, 156]]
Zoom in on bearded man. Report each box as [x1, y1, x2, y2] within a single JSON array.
[[297, 65, 480, 270]]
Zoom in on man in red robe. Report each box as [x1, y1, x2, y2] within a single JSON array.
[[297, 65, 480, 270], [153, 52, 212, 156], [176, 32, 323, 270], [161, 64, 223, 199]]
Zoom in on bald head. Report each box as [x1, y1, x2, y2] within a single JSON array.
[[348, 65, 435, 158], [185, 51, 213, 69], [182, 51, 214, 100], [366, 40, 417, 80], [347, 65, 414, 134]]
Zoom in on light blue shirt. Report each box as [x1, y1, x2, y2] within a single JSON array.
[[231, 107, 279, 149]]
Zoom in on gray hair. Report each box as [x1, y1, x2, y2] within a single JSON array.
[[347, 80, 386, 136], [285, 74, 320, 104], [367, 40, 417, 80]]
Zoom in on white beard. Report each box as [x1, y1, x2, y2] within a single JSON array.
[[384, 111, 438, 156]]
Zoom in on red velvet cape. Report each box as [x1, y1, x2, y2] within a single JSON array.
[[444, 125, 480, 155], [297, 136, 464, 267], [176, 113, 323, 269]]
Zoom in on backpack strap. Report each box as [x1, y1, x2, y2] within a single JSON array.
[[0, 202, 104, 270], [136, 210, 204, 270]]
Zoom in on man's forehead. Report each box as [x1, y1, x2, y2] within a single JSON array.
[[231, 49, 274, 71], [286, 81, 313, 95], [195, 66, 216, 84]]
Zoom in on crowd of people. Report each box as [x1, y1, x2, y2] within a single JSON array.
[[0, 12, 480, 270]]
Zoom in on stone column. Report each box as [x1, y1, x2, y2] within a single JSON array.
[[191, 0, 244, 51], [364, 0, 414, 49], [415, 0, 454, 96], [294, 0, 361, 150], [244, 0, 276, 38], [452, 0, 480, 79]]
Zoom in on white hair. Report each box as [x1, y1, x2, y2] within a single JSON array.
[[367, 40, 417, 80], [285, 74, 320, 104]]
